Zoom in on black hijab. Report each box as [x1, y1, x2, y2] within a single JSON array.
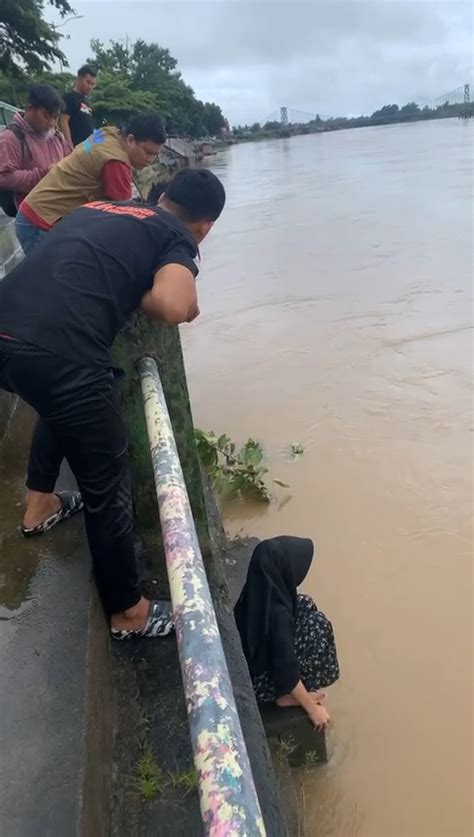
[[234, 536, 314, 692]]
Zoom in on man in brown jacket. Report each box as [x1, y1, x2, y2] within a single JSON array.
[[15, 111, 166, 253]]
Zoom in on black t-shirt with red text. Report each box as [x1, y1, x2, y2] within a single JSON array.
[[63, 90, 94, 145], [0, 202, 200, 367]]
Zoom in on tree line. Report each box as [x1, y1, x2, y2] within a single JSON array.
[[0, 1, 226, 138], [233, 99, 469, 140]]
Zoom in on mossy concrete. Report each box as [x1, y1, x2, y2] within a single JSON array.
[[111, 321, 288, 835], [112, 316, 210, 569]]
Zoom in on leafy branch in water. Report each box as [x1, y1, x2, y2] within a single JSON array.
[[195, 429, 288, 502]]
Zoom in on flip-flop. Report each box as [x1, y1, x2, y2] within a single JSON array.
[[111, 600, 174, 640], [21, 491, 84, 537]]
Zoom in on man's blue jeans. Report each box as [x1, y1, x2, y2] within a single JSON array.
[[15, 210, 47, 255]]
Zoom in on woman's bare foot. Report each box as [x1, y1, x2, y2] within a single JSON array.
[[110, 597, 151, 632], [276, 690, 327, 708], [23, 490, 61, 529], [309, 690, 327, 704]]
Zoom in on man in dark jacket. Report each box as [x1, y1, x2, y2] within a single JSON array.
[[0, 168, 225, 638]]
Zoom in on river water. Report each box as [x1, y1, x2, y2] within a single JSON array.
[[183, 119, 473, 836]]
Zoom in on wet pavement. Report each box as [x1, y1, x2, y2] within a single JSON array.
[[0, 403, 111, 836]]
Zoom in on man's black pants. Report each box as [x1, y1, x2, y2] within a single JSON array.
[[0, 340, 141, 615]]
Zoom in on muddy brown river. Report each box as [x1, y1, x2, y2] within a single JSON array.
[[183, 120, 473, 836]]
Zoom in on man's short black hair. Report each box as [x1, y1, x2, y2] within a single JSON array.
[[165, 169, 226, 222], [77, 64, 97, 77], [146, 180, 169, 205], [125, 112, 167, 145], [27, 84, 64, 115]]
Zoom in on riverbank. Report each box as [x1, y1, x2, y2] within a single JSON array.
[[233, 103, 471, 142]]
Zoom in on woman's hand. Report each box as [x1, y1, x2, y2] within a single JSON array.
[[308, 703, 330, 731]]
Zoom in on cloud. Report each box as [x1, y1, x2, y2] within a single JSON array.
[[49, 0, 473, 124]]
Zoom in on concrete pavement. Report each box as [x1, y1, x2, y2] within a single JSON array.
[[0, 404, 113, 837]]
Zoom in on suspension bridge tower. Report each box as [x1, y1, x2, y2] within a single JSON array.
[[464, 84, 470, 103], [280, 106, 289, 126]]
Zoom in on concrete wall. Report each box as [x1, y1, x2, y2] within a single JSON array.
[[112, 316, 288, 835]]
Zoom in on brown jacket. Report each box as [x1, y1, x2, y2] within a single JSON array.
[[22, 127, 131, 226]]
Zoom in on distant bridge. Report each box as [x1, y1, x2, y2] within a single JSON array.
[[263, 83, 472, 126], [416, 83, 471, 110]]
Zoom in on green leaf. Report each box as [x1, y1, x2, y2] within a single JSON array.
[[195, 427, 273, 502]]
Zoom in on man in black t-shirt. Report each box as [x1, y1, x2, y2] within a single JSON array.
[[60, 63, 96, 146], [0, 169, 225, 638]]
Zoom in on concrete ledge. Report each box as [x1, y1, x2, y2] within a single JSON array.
[[259, 704, 328, 766], [111, 535, 288, 837], [0, 404, 113, 836]]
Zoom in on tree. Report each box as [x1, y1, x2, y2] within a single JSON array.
[[0, 65, 74, 107], [263, 120, 281, 131], [371, 103, 399, 119], [89, 72, 158, 125], [202, 102, 225, 136], [399, 102, 420, 117], [0, 0, 73, 76], [87, 38, 226, 138]]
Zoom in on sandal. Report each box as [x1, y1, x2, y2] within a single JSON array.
[[111, 600, 174, 640], [21, 491, 84, 537]]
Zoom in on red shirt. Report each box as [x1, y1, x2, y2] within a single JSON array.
[[100, 160, 132, 201]]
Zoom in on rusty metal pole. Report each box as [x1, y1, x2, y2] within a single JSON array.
[[138, 356, 265, 837]]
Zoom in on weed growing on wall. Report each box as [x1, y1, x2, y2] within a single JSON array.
[[195, 429, 289, 502]]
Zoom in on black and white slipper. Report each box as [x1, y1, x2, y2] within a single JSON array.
[[21, 491, 84, 538], [111, 600, 174, 640]]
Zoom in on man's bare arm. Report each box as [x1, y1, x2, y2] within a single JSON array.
[[140, 263, 199, 324], [59, 113, 72, 144]]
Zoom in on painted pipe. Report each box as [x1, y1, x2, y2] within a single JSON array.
[[138, 356, 266, 837]]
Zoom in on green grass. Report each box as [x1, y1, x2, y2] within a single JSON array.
[[168, 766, 199, 796], [134, 750, 164, 801], [278, 734, 297, 758]]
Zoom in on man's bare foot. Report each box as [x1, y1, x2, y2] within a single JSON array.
[[110, 597, 151, 632], [23, 490, 62, 529]]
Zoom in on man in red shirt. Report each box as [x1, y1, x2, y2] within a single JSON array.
[[15, 112, 166, 254]]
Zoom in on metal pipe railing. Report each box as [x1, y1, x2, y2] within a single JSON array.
[[138, 356, 265, 837]]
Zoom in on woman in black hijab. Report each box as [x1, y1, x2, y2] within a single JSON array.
[[234, 536, 339, 730]]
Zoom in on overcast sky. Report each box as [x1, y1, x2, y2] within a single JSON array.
[[49, 1, 473, 125]]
